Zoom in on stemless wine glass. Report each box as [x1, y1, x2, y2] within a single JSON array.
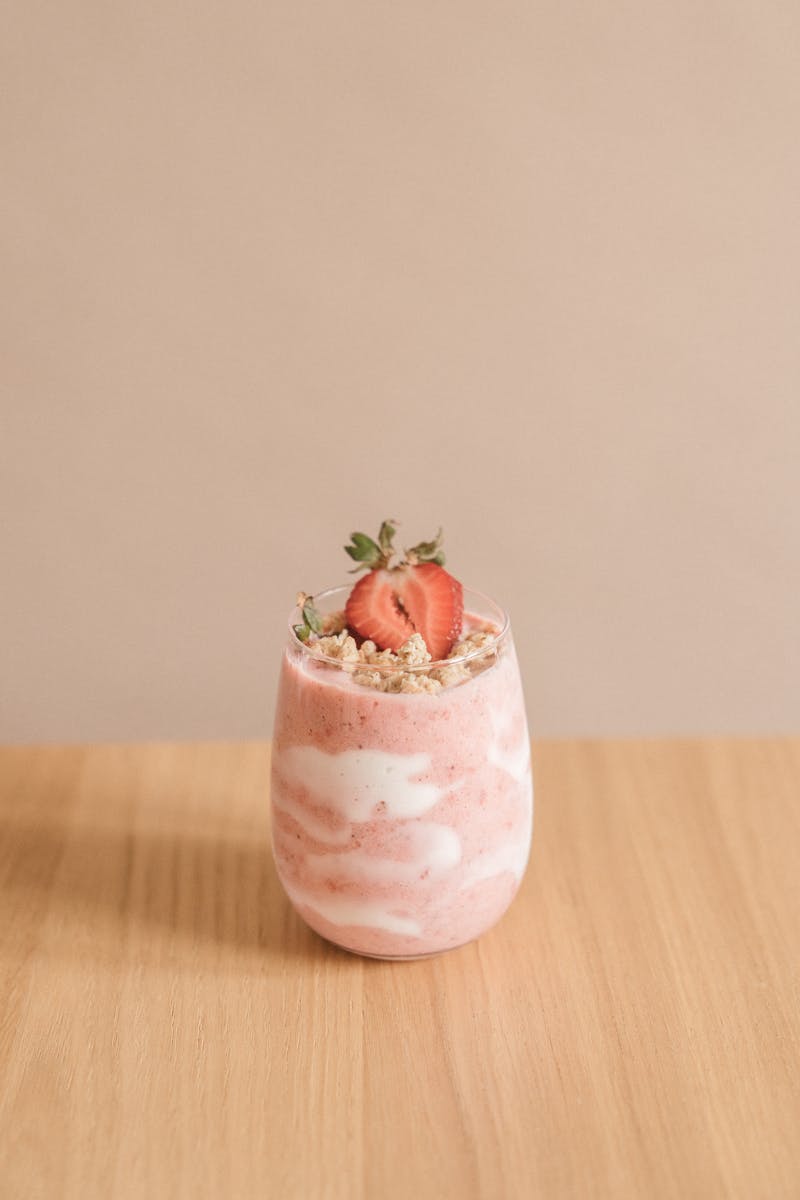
[[270, 585, 533, 959]]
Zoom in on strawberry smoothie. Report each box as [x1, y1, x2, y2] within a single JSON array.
[[271, 584, 533, 958]]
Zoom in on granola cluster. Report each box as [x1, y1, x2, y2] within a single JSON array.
[[305, 614, 499, 693]]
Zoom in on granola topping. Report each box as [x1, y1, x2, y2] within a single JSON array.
[[302, 622, 500, 693]]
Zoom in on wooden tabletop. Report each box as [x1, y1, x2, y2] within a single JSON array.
[[1, 739, 799, 1199]]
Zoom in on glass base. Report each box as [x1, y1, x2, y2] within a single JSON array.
[[323, 934, 473, 961]]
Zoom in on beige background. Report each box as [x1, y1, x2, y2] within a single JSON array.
[[2, 2, 798, 743]]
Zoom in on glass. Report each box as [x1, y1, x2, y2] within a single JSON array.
[[270, 584, 533, 959]]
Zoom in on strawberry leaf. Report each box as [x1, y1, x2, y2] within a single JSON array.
[[302, 600, 323, 634], [344, 532, 382, 566], [378, 520, 397, 554], [406, 528, 444, 564], [293, 591, 323, 641]]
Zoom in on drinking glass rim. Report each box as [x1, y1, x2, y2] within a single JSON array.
[[287, 582, 511, 672]]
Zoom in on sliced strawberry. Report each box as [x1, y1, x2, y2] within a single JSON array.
[[341, 522, 464, 660], [394, 563, 463, 661], [345, 568, 415, 651]]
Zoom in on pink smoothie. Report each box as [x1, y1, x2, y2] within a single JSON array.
[[270, 631, 533, 958]]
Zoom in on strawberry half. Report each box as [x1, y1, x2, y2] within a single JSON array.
[[393, 563, 463, 661], [345, 569, 415, 652], [343, 522, 464, 660], [345, 563, 463, 660]]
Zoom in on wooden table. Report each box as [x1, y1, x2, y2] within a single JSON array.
[[1, 740, 799, 1198]]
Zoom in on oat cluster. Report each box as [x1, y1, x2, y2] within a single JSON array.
[[306, 613, 499, 693]]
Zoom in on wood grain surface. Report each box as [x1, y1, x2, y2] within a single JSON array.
[[1, 739, 799, 1199]]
